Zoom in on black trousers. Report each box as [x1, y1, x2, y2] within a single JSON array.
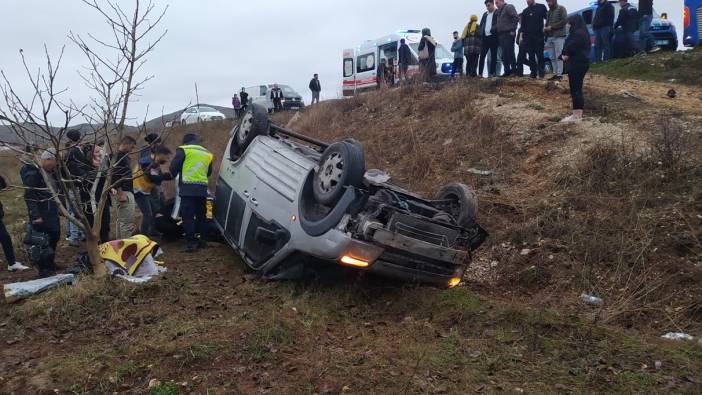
[[0, 219, 16, 266], [452, 58, 464, 76], [180, 196, 206, 243], [273, 99, 282, 111], [479, 35, 499, 77], [498, 33, 517, 75], [524, 34, 546, 77], [32, 224, 60, 273], [568, 65, 589, 110], [465, 53, 479, 77], [516, 45, 527, 76]]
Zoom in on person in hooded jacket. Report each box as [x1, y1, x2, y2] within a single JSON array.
[[418, 27, 437, 82], [462, 15, 482, 77], [398, 39, 412, 81], [561, 14, 591, 123]]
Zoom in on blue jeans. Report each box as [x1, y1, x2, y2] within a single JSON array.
[[66, 207, 84, 242], [594, 26, 612, 62], [639, 15, 653, 52], [134, 192, 155, 236]]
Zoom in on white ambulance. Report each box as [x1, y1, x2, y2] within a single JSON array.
[[342, 29, 455, 96]]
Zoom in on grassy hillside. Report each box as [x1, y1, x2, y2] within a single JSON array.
[[590, 48, 702, 86]]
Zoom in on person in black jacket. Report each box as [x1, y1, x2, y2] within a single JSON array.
[[309, 74, 322, 105], [64, 129, 91, 246], [614, 0, 639, 57], [112, 136, 137, 239], [270, 84, 284, 112], [520, 0, 548, 78], [239, 88, 249, 112], [398, 39, 412, 81], [0, 175, 29, 272], [21, 149, 61, 277], [561, 14, 590, 122], [479, 0, 500, 77], [592, 0, 615, 62]]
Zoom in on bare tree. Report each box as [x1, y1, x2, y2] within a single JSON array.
[[0, 0, 167, 276]]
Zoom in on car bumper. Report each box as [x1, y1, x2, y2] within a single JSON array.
[[283, 102, 304, 110]]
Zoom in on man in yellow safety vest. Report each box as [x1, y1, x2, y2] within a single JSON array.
[[169, 133, 214, 252]]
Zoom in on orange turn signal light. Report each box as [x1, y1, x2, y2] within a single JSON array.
[[340, 255, 370, 268], [448, 277, 461, 288]]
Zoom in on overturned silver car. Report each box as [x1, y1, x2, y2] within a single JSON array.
[[214, 104, 487, 288]]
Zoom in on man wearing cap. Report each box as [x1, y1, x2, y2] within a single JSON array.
[[169, 133, 213, 252], [21, 148, 61, 277]]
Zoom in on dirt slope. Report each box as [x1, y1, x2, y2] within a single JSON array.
[[1, 76, 701, 394]]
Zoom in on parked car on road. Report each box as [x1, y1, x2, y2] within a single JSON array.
[[685, 0, 702, 46], [214, 104, 487, 288], [180, 105, 226, 126], [245, 84, 305, 112]]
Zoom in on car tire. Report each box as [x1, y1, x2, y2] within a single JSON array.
[[312, 141, 365, 206], [436, 183, 477, 228], [233, 103, 270, 155]]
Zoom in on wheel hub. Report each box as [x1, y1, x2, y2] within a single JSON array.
[[238, 112, 253, 144], [318, 153, 343, 193]]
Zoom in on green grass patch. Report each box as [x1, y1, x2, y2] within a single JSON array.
[[590, 48, 702, 86]]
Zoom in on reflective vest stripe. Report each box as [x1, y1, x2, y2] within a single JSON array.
[[179, 144, 213, 185]]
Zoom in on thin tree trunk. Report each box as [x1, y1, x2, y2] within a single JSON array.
[[85, 233, 106, 277]]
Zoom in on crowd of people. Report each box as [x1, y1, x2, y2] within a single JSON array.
[[401, 0, 660, 121], [0, 129, 215, 278]]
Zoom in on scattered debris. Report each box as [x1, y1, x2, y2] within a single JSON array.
[[467, 168, 493, 176], [520, 248, 531, 256], [661, 332, 695, 341], [442, 138, 453, 146], [666, 89, 677, 99], [580, 293, 604, 306], [621, 91, 641, 100], [3, 274, 76, 303], [654, 360, 662, 371]]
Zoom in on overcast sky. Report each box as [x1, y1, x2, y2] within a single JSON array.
[[0, 0, 683, 126]]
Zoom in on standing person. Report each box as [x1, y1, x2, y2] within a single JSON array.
[[64, 129, 90, 247], [309, 74, 322, 105], [638, 0, 659, 53], [112, 136, 137, 240], [21, 149, 61, 277], [232, 93, 242, 118], [494, 0, 520, 77], [377, 58, 388, 88], [239, 88, 249, 112], [561, 14, 591, 122], [0, 175, 29, 272], [398, 39, 412, 81], [418, 27, 437, 82], [462, 15, 482, 77], [451, 31, 464, 77], [84, 142, 111, 243], [479, 0, 499, 78], [520, 0, 548, 79], [169, 133, 213, 253], [544, 0, 568, 81], [515, 20, 527, 77], [592, 0, 615, 62], [614, 0, 639, 57], [133, 145, 172, 238], [270, 84, 284, 112]]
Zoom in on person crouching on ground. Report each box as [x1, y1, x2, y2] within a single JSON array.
[[21, 148, 61, 277], [133, 145, 173, 238], [561, 14, 590, 122], [169, 133, 213, 253]]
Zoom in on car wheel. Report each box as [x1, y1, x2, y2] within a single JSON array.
[[234, 103, 270, 154], [312, 141, 365, 206], [435, 183, 477, 228]]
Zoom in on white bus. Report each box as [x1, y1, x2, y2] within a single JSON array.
[[342, 29, 454, 96]]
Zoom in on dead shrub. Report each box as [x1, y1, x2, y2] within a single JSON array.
[[647, 117, 689, 175]]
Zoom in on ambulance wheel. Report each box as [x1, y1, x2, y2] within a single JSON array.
[[233, 103, 270, 155], [312, 140, 365, 206]]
